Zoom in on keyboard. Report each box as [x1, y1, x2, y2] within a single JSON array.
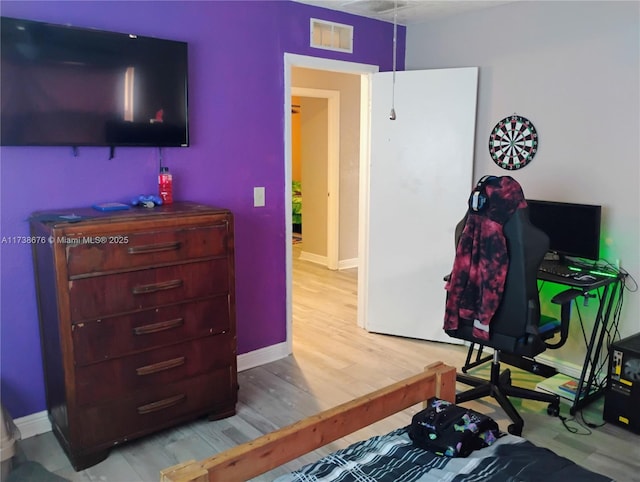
[[538, 260, 578, 278]]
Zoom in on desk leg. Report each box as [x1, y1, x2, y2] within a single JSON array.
[[570, 280, 621, 415]]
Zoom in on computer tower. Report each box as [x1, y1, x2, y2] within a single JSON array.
[[603, 333, 640, 433]]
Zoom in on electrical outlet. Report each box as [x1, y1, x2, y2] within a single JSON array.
[[253, 187, 265, 207]]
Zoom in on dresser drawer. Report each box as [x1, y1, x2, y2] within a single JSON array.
[[72, 296, 231, 366], [66, 223, 229, 277], [69, 259, 229, 320], [75, 334, 235, 406], [76, 368, 236, 448]]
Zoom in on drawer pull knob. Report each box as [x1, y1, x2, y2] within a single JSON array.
[[136, 356, 185, 376], [128, 242, 182, 255], [132, 279, 183, 295], [137, 394, 186, 415], [133, 317, 184, 335]]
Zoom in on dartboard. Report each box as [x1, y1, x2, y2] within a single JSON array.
[[489, 115, 538, 170]]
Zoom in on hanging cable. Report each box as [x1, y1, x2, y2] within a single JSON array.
[[389, 0, 397, 120]]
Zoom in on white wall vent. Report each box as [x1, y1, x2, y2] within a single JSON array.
[[310, 19, 353, 53]]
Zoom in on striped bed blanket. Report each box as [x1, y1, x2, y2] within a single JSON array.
[[273, 427, 612, 482]]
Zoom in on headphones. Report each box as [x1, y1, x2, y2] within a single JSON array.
[[469, 175, 498, 212]]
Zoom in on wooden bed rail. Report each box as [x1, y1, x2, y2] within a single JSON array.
[[160, 362, 456, 482]]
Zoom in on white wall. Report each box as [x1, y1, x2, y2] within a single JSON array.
[[300, 97, 329, 256], [406, 1, 639, 365]]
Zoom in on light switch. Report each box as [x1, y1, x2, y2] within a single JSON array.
[[253, 187, 265, 207]]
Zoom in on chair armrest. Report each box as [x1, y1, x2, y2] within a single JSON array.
[[544, 289, 582, 349], [550, 288, 582, 305]]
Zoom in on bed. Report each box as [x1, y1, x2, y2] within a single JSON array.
[[160, 362, 612, 482], [273, 427, 611, 482]]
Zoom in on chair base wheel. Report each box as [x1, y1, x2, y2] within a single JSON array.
[[507, 423, 523, 436], [547, 403, 560, 417]]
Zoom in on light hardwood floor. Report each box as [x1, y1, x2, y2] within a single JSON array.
[[13, 243, 640, 481]]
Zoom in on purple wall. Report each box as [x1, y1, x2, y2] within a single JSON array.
[[0, 1, 405, 418]]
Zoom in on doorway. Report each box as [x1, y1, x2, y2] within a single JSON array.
[[284, 54, 379, 353], [291, 89, 340, 270]]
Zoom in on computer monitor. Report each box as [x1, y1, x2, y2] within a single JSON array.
[[526, 199, 602, 262]]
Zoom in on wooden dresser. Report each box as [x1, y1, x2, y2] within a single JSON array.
[[29, 202, 237, 470]]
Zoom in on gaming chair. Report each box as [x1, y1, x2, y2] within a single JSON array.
[[444, 175, 578, 435]]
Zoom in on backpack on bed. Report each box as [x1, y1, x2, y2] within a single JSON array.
[[409, 397, 502, 457]]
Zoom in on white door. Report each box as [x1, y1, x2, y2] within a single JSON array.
[[364, 67, 478, 343]]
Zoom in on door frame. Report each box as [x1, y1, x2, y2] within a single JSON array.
[[292, 87, 340, 270], [284, 53, 379, 353]]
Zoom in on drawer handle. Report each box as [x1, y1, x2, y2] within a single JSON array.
[[133, 317, 184, 336], [128, 242, 182, 255], [137, 394, 186, 415], [132, 279, 183, 295], [136, 356, 185, 376]]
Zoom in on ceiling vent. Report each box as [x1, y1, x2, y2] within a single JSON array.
[[360, 0, 409, 14], [310, 18, 353, 53]]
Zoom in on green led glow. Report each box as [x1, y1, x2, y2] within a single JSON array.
[[588, 269, 618, 278], [568, 266, 581, 271]]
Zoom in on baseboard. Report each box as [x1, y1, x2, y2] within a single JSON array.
[[14, 410, 51, 440], [298, 251, 327, 266], [14, 343, 291, 440], [299, 252, 357, 270], [237, 341, 291, 372], [338, 258, 358, 270]]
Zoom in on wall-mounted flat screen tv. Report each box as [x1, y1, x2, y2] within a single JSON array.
[[1, 16, 189, 147]]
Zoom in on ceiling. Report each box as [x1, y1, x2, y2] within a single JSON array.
[[293, 0, 517, 25]]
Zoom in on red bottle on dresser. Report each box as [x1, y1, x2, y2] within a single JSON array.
[[159, 166, 173, 204]]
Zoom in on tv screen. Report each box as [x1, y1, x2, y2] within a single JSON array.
[[526, 199, 602, 261], [1, 16, 189, 147]]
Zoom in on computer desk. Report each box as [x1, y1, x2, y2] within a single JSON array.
[[537, 270, 624, 415], [461, 269, 625, 415]]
